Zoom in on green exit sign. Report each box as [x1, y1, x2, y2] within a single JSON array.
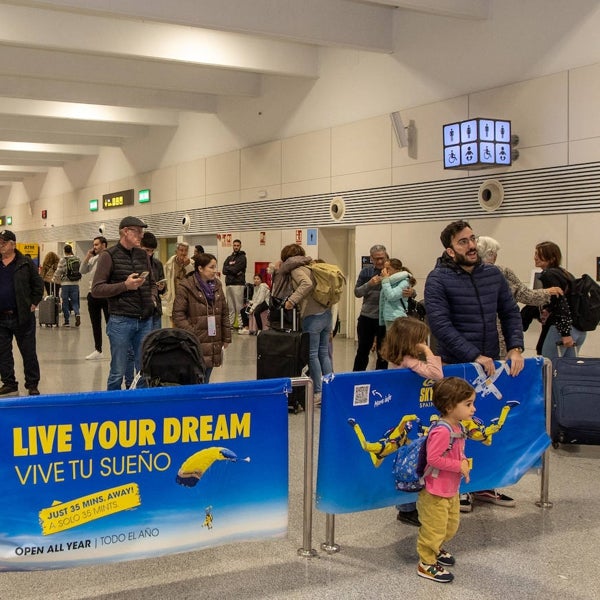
[[138, 189, 151, 203], [89, 199, 99, 212]]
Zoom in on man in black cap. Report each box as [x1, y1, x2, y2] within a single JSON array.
[[0, 230, 44, 396], [92, 217, 157, 390]]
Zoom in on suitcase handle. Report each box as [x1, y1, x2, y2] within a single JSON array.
[[280, 306, 298, 331], [556, 341, 578, 357]]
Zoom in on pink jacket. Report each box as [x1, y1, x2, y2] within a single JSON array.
[[391, 354, 443, 380], [423, 422, 466, 498]]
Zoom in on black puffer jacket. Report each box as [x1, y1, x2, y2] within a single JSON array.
[[424, 253, 523, 364], [10, 250, 44, 326]]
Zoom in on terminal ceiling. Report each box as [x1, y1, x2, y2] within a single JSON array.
[[0, 0, 489, 185]]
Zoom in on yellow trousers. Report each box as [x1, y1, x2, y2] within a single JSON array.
[[416, 489, 460, 565]]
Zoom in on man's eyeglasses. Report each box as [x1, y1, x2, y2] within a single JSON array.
[[454, 235, 478, 247]]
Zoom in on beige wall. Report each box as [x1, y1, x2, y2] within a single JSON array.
[[15, 57, 600, 351]]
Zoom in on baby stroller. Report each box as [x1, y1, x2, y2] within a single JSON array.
[[140, 328, 206, 387]]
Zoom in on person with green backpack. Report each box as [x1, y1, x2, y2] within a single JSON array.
[[53, 244, 82, 327], [277, 244, 334, 406]]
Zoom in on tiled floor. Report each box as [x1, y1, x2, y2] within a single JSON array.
[[0, 314, 597, 599]]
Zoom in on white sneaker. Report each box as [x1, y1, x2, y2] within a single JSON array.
[[86, 350, 103, 360]]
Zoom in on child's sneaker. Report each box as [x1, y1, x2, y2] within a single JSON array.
[[459, 492, 473, 512], [436, 549, 455, 567], [417, 562, 454, 583]]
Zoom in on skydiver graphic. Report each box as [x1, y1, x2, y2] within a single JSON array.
[[202, 506, 214, 529], [176, 446, 250, 488], [349, 400, 519, 469], [427, 400, 519, 445], [347, 414, 419, 467]]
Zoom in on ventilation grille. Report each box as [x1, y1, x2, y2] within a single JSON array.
[[20, 161, 600, 241]]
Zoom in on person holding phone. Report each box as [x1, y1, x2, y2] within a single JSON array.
[[91, 216, 157, 390], [141, 231, 166, 330]]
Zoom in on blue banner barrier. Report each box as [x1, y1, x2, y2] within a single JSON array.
[[0, 379, 290, 571], [316, 358, 550, 514]]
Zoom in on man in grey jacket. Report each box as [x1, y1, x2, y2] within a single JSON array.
[[352, 244, 388, 371]]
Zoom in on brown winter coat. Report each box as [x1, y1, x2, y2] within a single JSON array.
[[172, 274, 232, 369]]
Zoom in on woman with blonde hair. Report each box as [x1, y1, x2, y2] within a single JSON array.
[[40, 251, 60, 296]]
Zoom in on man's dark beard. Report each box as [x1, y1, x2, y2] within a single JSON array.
[[453, 251, 479, 267]]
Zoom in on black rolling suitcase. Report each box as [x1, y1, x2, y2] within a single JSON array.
[[39, 283, 60, 327], [256, 309, 309, 413], [551, 351, 600, 446]]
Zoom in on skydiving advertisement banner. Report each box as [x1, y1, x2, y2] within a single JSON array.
[[0, 379, 290, 571], [316, 357, 549, 514]]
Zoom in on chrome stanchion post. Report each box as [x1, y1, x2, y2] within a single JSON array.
[[321, 513, 340, 554], [536, 358, 553, 509], [295, 376, 318, 557]]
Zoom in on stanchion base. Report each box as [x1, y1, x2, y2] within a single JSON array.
[[297, 547, 319, 558], [321, 542, 340, 554], [535, 500, 553, 509]]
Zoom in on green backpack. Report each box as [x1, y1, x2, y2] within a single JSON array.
[[308, 262, 346, 308]]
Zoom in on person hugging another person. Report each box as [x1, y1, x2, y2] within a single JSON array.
[[379, 258, 416, 330], [476, 236, 563, 356], [534, 241, 586, 359], [380, 316, 443, 527], [277, 244, 333, 406]]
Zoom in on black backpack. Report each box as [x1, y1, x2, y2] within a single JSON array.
[[567, 273, 600, 332], [141, 328, 206, 386], [66, 256, 82, 281]]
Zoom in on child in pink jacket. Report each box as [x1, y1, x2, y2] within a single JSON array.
[[416, 377, 474, 584]]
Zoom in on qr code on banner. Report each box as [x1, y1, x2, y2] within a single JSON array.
[[353, 384, 370, 406]]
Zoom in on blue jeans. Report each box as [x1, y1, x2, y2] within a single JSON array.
[[106, 315, 153, 390], [0, 313, 40, 389], [61, 285, 80, 322], [302, 310, 333, 394], [541, 324, 586, 359]]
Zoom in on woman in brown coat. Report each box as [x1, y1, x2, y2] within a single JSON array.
[[172, 253, 232, 382], [40, 251, 60, 296]]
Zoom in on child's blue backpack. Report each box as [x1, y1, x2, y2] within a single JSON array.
[[393, 420, 464, 492]]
